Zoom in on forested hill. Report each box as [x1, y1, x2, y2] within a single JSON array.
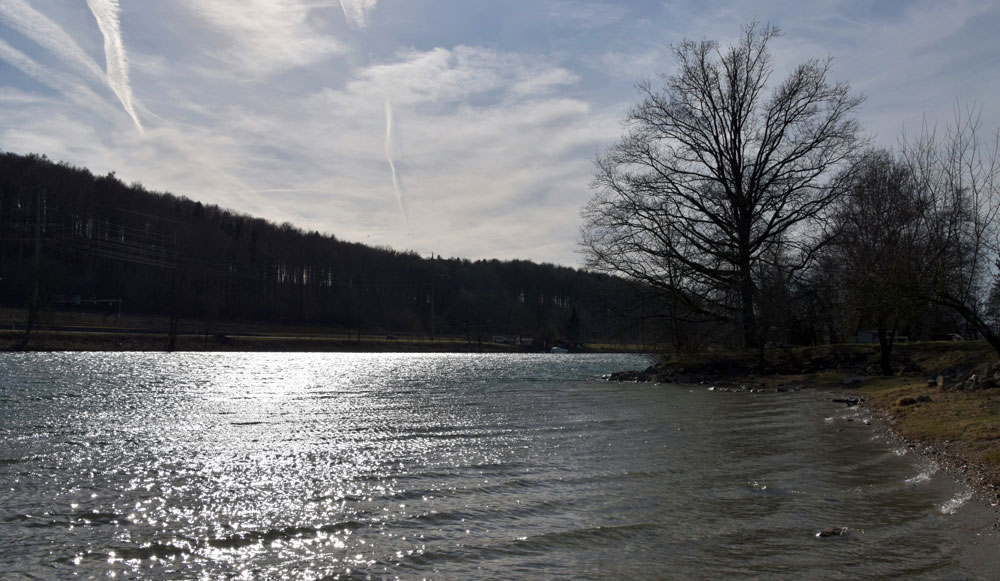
[[0, 151, 640, 346]]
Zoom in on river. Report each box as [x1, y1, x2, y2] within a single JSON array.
[[1, 352, 997, 579]]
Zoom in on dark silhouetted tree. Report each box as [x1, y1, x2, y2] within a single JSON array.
[[830, 149, 926, 375], [903, 105, 1000, 356], [582, 21, 864, 349]]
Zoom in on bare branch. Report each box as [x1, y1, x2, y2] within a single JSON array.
[[581, 21, 864, 348]]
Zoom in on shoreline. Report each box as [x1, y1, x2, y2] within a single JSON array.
[[0, 329, 644, 354], [606, 344, 1000, 522], [653, 372, 1000, 522], [854, 391, 1000, 521]]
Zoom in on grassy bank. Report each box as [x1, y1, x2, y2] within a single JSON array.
[[858, 375, 1000, 482]]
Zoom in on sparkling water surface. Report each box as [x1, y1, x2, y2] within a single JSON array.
[[1, 352, 998, 579]]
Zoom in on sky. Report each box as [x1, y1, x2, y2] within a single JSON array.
[[1, 0, 998, 267]]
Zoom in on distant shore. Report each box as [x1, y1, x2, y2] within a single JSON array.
[[608, 342, 1000, 517], [0, 329, 513, 353], [0, 306, 648, 354], [0, 328, 644, 354]]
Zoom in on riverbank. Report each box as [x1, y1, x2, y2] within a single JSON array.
[[610, 342, 1000, 514]]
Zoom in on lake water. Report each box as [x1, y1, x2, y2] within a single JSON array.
[[1, 352, 998, 579]]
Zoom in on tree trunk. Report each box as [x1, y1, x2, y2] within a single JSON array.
[[167, 268, 179, 352], [938, 296, 1000, 358], [16, 188, 44, 351], [877, 325, 894, 376], [739, 257, 757, 349]]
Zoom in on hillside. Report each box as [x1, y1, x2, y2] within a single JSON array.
[[0, 152, 644, 349]]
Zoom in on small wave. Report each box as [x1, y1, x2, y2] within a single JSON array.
[[3, 510, 129, 528], [103, 541, 192, 561], [413, 496, 567, 526], [386, 428, 515, 442], [68, 520, 369, 563], [511, 522, 661, 552], [414, 509, 477, 525], [465, 460, 529, 472], [939, 490, 973, 515], [905, 462, 939, 485], [204, 520, 365, 550], [396, 522, 660, 570]]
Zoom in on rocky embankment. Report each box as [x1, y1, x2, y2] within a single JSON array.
[[606, 362, 714, 385]]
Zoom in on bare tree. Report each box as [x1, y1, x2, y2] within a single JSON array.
[[581, 21, 864, 349], [830, 149, 926, 375], [904, 104, 1000, 355]]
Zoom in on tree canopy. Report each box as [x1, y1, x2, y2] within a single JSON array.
[[582, 21, 865, 348]]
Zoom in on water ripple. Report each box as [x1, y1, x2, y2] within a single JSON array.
[[1, 352, 997, 579]]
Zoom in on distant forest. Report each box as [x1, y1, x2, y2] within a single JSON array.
[[0, 151, 643, 347]]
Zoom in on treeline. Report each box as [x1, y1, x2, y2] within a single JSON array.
[[0, 151, 641, 348]]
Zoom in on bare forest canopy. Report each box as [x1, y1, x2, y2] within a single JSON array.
[[0, 151, 643, 347]]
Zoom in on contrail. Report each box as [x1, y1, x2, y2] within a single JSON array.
[[384, 97, 410, 227], [337, 0, 408, 227], [0, 0, 142, 131], [0, 37, 119, 118], [0, 0, 106, 83], [338, 0, 377, 29], [86, 0, 143, 132]]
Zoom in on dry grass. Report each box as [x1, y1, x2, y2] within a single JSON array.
[[859, 376, 1000, 471]]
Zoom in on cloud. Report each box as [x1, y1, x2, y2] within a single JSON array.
[[182, 0, 346, 76], [346, 46, 579, 109], [5, 1, 995, 268], [548, 1, 628, 30], [770, 0, 1000, 144], [339, 0, 377, 29], [280, 46, 617, 263], [589, 0, 1000, 147], [85, 0, 143, 132], [46, 43, 615, 263]]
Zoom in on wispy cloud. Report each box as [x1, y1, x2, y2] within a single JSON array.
[[286, 46, 614, 262], [183, 0, 346, 76], [85, 0, 142, 132], [339, 0, 377, 29], [2, 1, 997, 267], [548, 1, 627, 30]]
